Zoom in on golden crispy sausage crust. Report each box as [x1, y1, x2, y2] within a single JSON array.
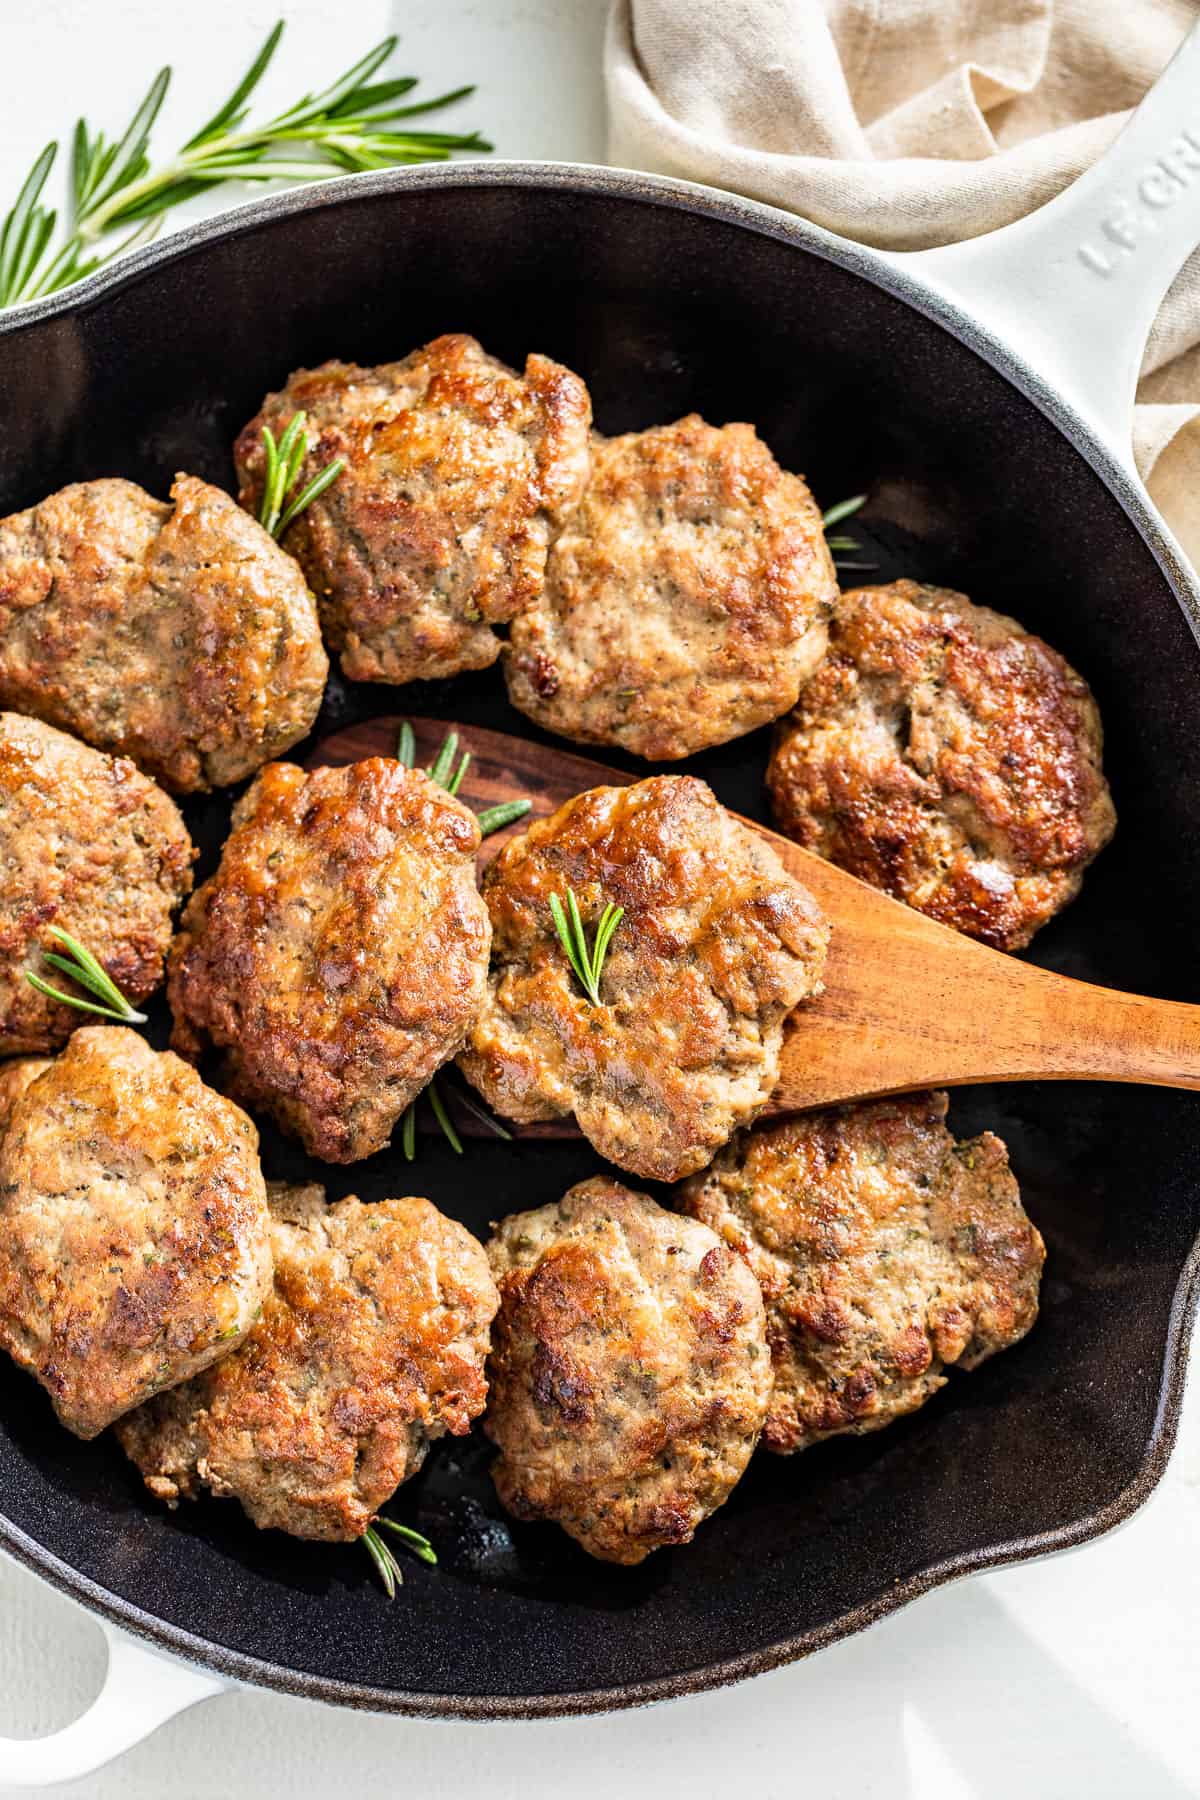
[[675, 1092, 1044, 1453], [485, 1177, 771, 1565], [234, 335, 593, 684], [168, 758, 491, 1163], [0, 476, 328, 792], [0, 1058, 51, 1137], [0, 713, 193, 1052], [458, 776, 830, 1182], [506, 417, 837, 759], [118, 1182, 498, 1540], [768, 580, 1116, 950], [0, 1027, 271, 1439]]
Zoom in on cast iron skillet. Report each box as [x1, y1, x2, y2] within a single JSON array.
[[1, 28, 1200, 1757]]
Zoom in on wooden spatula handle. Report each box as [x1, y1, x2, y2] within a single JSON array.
[[770, 866, 1200, 1111]]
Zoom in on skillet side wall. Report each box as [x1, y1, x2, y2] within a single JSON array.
[[0, 178, 1199, 1712]]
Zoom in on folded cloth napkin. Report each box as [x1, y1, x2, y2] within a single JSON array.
[[606, 0, 1200, 566]]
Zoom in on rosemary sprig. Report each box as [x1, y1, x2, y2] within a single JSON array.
[[396, 722, 532, 838], [821, 493, 877, 575], [821, 494, 866, 530], [258, 411, 345, 538], [362, 1517, 437, 1599], [451, 1083, 513, 1142], [549, 889, 624, 1007], [427, 729, 471, 796], [426, 1078, 463, 1155], [392, 723, 531, 1157], [475, 800, 533, 835], [25, 927, 148, 1024], [399, 1072, 512, 1161], [0, 23, 490, 309]]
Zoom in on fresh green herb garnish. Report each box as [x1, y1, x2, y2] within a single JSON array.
[[397, 722, 532, 838], [257, 411, 345, 539], [0, 24, 490, 310], [821, 494, 867, 530], [399, 1072, 511, 1161], [25, 927, 148, 1024], [474, 800, 533, 836], [427, 729, 471, 796], [392, 722, 532, 1158], [821, 493, 877, 575], [426, 1077, 463, 1155], [362, 1517, 437, 1599], [549, 889, 624, 1007], [451, 1084, 513, 1142]]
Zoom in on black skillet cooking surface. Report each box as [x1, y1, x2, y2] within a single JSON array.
[[1, 168, 1199, 1715]]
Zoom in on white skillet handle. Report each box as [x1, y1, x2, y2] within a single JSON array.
[[892, 21, 1200, 472], [0, 1619, 224, 1788]]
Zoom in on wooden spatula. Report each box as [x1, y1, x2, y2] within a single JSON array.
[[311, 717, 1200, 1118]]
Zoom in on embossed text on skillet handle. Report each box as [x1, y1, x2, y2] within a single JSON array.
[[890, 22, 1200, 473]]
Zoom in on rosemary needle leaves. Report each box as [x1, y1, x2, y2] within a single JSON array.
[[393, 724, 524, 1157], [362, 1517, 438, 1599], [475, 801, 534, 836], [25, 927, 148, 1024], [821, 492, 878, 574], [0, 24, 490, 309], [550, 889, 624, 1008], [426, 1079, 463, 1155], [399, 1074, 512, 1164], [395, 722, 533, 839], [257, 412, 345, 539], [427, 729, 471, 796], [821, 493, 867, 532]]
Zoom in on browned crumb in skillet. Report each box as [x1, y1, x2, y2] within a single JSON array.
[[675, 1091, 1044, 1453], [0, 1026, 271, 1440], [118, 1181, 499, 1541], [485, 1176, 771, 1565], [458, 774, 830, 1182], [168, 756, 492, 1164], [233, 334, 593, 685], [505, 416, 837, 759], [0, 712, 193, 1053], [767, 579, 1115, 950]]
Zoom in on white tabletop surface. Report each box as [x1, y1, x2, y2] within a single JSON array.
[[1, 3, 1199, 1794]]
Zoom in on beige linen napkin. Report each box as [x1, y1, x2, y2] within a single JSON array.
[[605, 0, 1200, 566]]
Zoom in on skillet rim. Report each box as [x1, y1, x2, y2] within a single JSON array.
[[0, 158, 1197, 1719]]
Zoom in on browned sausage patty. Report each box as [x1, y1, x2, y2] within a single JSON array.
[[0, 475, 328, 792], [0, 713, 193, 1053], [485, 1177, 771, 1565], [234, 335, 593, 685], [505, 417, 837, 759], [458, 776, 829, 1182], [118, 1182, 498, 1540], [675, 1092, 1044, 1453], [767, 581, 1116, 950], [169, 757, 491, 1164], [0, 1058, 50, 1136], [0, 1027, 271, 1439]]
